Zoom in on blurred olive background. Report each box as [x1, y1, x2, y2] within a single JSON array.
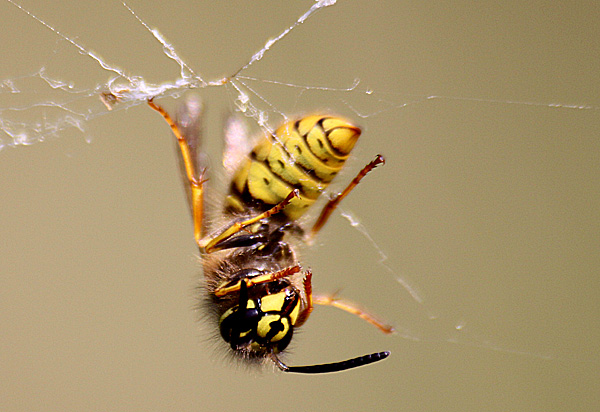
[[1, 1, 599, 411]]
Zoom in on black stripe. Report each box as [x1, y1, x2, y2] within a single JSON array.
[[228, 180, 270, 213], [317, 117, 350, 158], [267, 119, 334, 179], [297, 117, 335, 163], [249, 151, 321, 198]]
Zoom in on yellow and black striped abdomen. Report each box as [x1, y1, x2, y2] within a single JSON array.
[[227, 115, 361, 219]]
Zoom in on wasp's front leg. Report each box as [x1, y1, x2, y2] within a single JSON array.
[[214, 266, 301, 297], [313, 293, 395, 334], [199, 189, 299, 254]]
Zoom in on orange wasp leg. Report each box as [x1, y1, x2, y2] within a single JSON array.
[[214, 265, 301, 297], [200, 189, 300, 254], [294, 270, 314, 328], [313, 294, 395, 334], [308, 154, 385, 241], [148, 98, 206, 250]]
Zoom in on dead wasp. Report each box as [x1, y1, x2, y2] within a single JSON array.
[[148, 95, 393, 373]]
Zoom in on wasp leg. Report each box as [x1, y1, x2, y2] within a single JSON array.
[[214, 265, 301, 297], [200, 189, 299, 254], [294, 271, 313, 327], [308, 155, 385, 241], [148, 99, 207, 250], [313, 293, 395, 334]]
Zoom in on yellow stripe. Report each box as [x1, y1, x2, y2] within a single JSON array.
[[232, 159, 251, 194], [260, 291, 286, 312], [279, 126, 343, 183], [306, 125, 347, 164], [321, 117, 361, 155], [247, 161, 291, 204], [226, 115, 361, 220], [246, 161, 315, 219], [266, 143, 322, 199], [289, 300, 301, 325]]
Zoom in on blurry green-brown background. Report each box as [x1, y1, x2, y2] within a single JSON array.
[[1, 1, 599, 411]]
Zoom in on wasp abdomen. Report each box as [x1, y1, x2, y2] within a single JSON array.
[[228, 115, 361, 219]]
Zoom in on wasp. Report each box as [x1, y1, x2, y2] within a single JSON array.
[[148, 95, 393, 374]]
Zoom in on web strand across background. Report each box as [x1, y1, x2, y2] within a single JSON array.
[[1, 1, 599, 411]]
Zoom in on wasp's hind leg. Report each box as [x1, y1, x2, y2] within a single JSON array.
[[148, 99, 207, 250], [308, 155, 385, 241]]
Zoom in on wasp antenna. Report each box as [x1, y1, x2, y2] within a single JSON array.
[[271, 351, 390, 374]]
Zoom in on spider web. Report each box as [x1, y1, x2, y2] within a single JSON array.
[[1, 0, 599, 378]]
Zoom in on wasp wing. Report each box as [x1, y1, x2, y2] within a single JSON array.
[[174, 94, 209, 217], [222, 113, 255, 177]]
